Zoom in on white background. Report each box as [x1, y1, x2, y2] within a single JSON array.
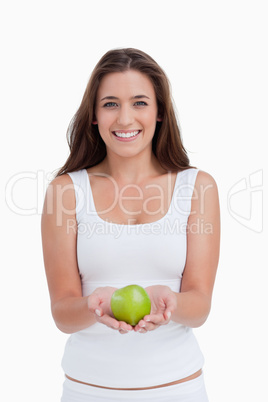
[[1, 1, 267, 401]]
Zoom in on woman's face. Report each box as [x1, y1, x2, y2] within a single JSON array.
[[94, 70, 161, 159]]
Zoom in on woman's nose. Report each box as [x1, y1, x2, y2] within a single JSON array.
[[116, 105, 134, 126]]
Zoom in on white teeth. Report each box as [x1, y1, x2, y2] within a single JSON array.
[[114, 130, 140, 138]]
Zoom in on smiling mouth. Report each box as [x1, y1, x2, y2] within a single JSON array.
[[112, 130, 141, 139]]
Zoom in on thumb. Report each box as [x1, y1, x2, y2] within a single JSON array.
[[164, 311, 172, 321], [87, 294, 103, 317], [164, 293, 177, 320]]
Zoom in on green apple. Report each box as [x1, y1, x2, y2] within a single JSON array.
[[111, 284, 151, 326]]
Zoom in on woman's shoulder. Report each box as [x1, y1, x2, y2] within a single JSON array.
[[180, 168, 219, 200], [178, 167, 217, 186], [50, 169, 86, 187], [46, 174, 75, 197], [195, 169, 218, 189], [193, 169, 219, 209], [51, 173, 73, 185], [42, 173, 77, 221], [45, 173, 78, 207]]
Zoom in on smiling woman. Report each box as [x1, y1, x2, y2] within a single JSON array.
[[93, 70, 161, 156], [56, 48, 190, 176], [41, 48, 220, 402]]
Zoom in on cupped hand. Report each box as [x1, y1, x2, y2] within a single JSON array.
[[87, 287, 133, 334], [134, 285, 177, 333]]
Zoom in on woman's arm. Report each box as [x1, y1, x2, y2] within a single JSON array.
[[41, 174, 133, 334], [41, 174, 95, 333], [135, 170, 220, 332], [172, 170, 220, 327]]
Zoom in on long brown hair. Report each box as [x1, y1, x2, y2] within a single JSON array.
[[56, 48, 190, 176]]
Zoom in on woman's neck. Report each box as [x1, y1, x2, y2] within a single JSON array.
[[100, 151, 165, 184]]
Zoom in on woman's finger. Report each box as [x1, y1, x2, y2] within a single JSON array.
[[119, 328, 132, 334], [96, 314, 120, 329], [143, 313, 166, 325], [134, 320, 159, 332], [118, 321, 133, 332], [164, 311, 172, 321]]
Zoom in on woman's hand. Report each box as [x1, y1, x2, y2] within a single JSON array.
[[134, 285, 177, 333], [88, 287, 134, 334]]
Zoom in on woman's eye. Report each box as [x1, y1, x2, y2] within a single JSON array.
[[103, 102, 118, 108], [103, 101, 147, 108], [134, 101, 147, 106]]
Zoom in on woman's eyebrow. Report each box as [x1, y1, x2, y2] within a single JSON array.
[[100, 95, 150, 101], [132, 95, 150, 100]]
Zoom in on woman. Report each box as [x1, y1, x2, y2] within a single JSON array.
[[42, 48, 220, 402]]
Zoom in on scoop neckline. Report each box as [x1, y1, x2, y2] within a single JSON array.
[[84, 169, 186, 227]]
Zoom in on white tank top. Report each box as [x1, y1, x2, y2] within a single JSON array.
[[61, 168, 204, 388]]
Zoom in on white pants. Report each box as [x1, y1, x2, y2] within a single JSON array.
[[61, 374, 209, 402]]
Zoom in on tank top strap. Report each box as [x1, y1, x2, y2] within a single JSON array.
[[67, 169, 90, 223], [171, 168, 199, 220]]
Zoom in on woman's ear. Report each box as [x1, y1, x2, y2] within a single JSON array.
[[91, 116, 98, 125], [157, 115, 163, 122], [91, 112, 98, 125]]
